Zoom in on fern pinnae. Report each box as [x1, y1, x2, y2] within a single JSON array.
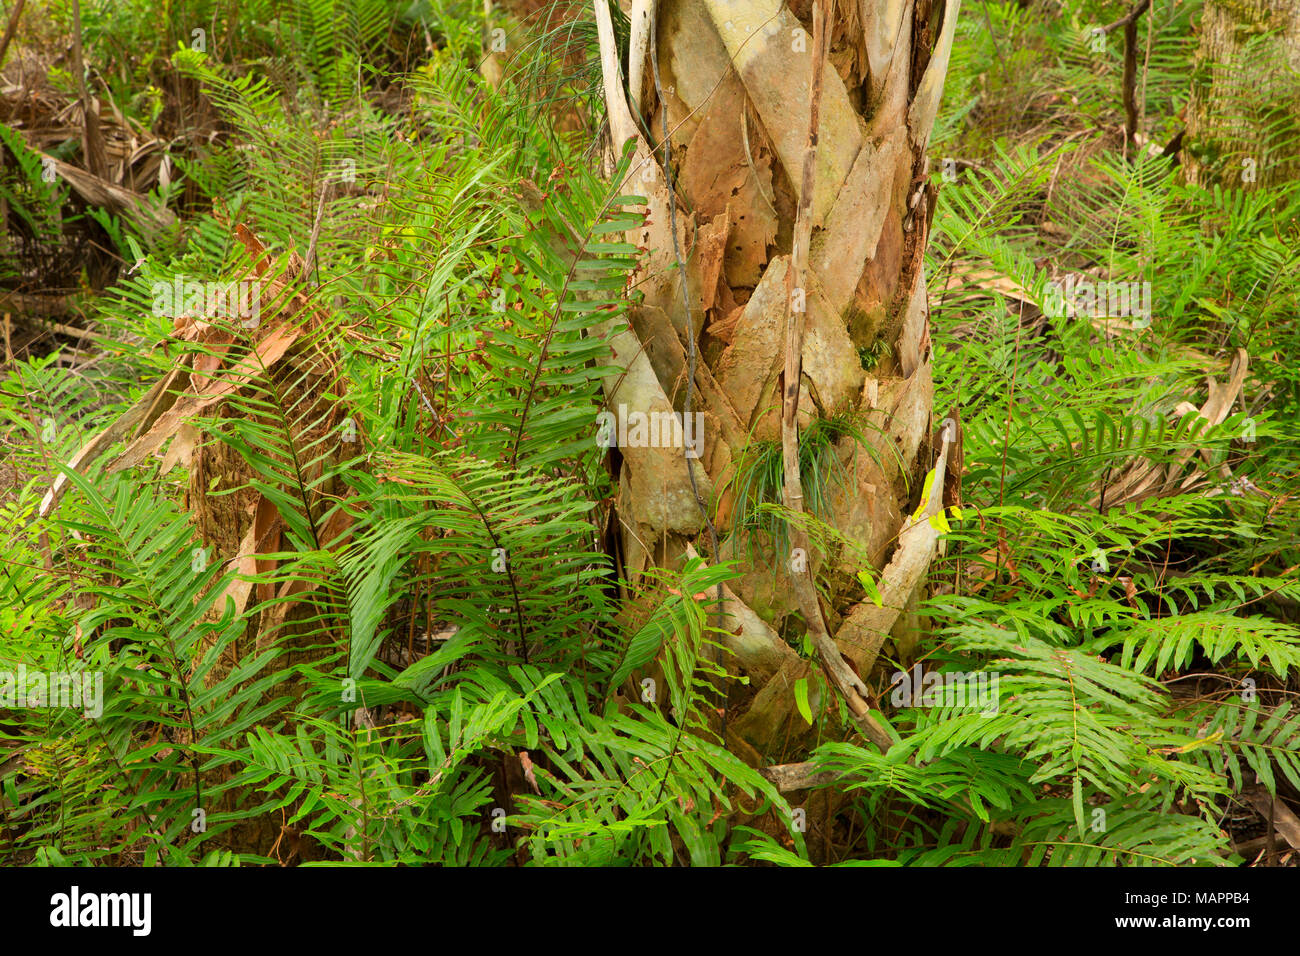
[[506, 151, 639, 471], [461, 477, 532, 666], [57, 468, 211, 826]]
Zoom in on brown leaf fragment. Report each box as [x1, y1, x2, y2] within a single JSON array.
[[691, 205, 731, 316], [1245, 788, 1300, 853], [235, 223, 271, 276], [108, 323, 301, 474], [678, 84, 776, 288], [157, 422, 200, 475], [705, 304, 744, 344], [518, 751, 541, 793]]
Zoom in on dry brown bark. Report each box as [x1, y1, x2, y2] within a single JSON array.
[[594, 0, 960, 763]]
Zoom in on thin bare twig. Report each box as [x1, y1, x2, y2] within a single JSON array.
[[0, 0, 28, 69], [1099, 0, 1151, 35], [69, 0, 108, 180]]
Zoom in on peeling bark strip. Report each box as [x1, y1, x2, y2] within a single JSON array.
[[780, 0, 891, 752], [597, 0, 959, 759], [781, 0, 830, 640], [628, 0, 657, 119]]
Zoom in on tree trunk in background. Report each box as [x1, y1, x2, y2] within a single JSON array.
[[595, 0, 959, 766], [1184, 0, 1300, 189]]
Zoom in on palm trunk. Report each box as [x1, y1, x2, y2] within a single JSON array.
[[1184, 0, 1300, 189], [596, 0, 958, 761]]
